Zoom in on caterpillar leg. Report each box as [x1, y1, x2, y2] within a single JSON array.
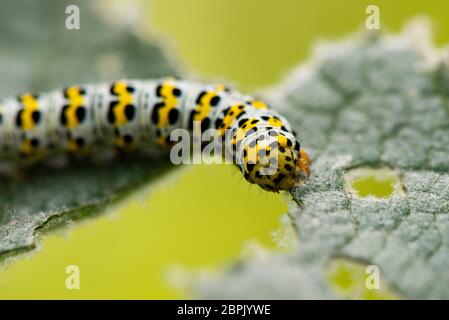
[[298, 149, 311, 178]]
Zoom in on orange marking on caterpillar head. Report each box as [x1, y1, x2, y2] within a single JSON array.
[[298, 149, 311, 178]]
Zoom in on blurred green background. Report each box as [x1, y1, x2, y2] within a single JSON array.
[[152, 0, 449, 90], [1, 0, 449, 299]]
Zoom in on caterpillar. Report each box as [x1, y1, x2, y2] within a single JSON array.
[[0, 78, 311, 192]]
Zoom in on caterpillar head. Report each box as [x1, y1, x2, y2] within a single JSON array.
[[239, 129, 310, 192]]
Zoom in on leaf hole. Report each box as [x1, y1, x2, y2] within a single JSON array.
[[327, 259, 399, 299], [344, 167, 402, 199]]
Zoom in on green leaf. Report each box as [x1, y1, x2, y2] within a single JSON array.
[[195, 26, 449, 299], [0, 0, 177, 258]]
